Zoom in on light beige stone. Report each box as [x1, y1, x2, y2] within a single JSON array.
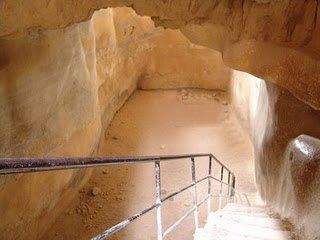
[[0, 1, 320, 239], [1, 0, 320, 109], [230, 70, 320, 239], [138, 29, 230, 90], [0, 7, 231, 239]]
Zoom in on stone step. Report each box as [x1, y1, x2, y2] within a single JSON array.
[[223, 203, 269, 213], [195, 226, 291, 240], [218, 209, 271, 218], [207, 211, 284, 230], [204, 218, 291, 239], [195, 228, 274, 240], [194, 203, 293, 240]]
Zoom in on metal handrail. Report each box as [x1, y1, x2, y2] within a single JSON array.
[[0, 153, 236, 240]]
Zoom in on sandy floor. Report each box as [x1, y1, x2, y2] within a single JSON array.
[[43, 89, 256, 240]]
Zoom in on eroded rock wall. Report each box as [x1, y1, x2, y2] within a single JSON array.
[[1, 1, 320, 239], [1, 0, 320, 110], [92, 8, 162, 130], [279, 135, 320, 240], [0, 7, 231, 239], [0, 19, 99, 157], [0, 8, 155, 239], [230, 71, 320, 239], [0, 17, 99, 240], [138, 29, 230, 90]]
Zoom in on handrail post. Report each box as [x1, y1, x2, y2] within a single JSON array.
[[155, 161, 163, 240], [227, 171, 231, 202], [207, 156, 212, 215], [191, 157, 199, 229], [232, 175, 236, 202], [219, 166, 224, 209], [2, 153, 236, 240]]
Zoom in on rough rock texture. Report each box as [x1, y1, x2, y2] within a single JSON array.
[[1, 0, 320, 110], [138, 30, 230, 90], [279, 135, 320, 240], [0, 13, 101, 240], [1, 1, 320, 239], [0, 20, 99, 157], [0, 7, 231, 239], [0, 7, 152, 239], [92, 8, 160, 130], [230, 72, 320, 239], [42, 89, 255, 240]]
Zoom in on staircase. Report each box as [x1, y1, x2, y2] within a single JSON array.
[[0, 154, 295, 240], [194, 202, 295, 240]]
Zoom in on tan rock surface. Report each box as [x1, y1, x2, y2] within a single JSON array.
[[1, 1, 320, 239], [0, 7, 231, 239], [43, 89, 255, 240], [230, 71, 320, 239], [1, 1, 319, 109], [281, 135, 320, 240], [139, 29, 230, 90]]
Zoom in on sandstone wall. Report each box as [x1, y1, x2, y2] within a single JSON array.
[[1, 0, 319, 110], [1, 1, 320, 239], [0, 15, 100, 239], [230, 71, 320, 239], [0, 7, 231, 239], [138, 29, 230, 90], [0, 8, 157, 239]]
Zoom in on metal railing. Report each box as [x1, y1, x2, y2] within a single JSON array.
[[0, 153, 235, 240]]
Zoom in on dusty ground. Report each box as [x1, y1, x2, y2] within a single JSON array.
[[43, 89, 256, 240]]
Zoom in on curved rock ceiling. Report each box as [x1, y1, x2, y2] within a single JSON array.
[[1, 0, 319, 109]]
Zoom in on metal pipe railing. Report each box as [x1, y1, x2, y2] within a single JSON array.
[[0, 153, 233, 175], [207, 156, 212, 215], [191, 157, 199, 229], [0, 153, 235, 240]]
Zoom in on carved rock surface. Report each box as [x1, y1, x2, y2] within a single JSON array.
[[1, 1, 320, 239], [283, 135, 320, 240], [231, 72, 320, 239], [0, 7, 230, 239], [1, 0, 319, 109]]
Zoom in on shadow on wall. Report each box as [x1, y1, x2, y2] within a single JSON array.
[[0, 18, 101, 240], [230, 70, 320, 239]]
